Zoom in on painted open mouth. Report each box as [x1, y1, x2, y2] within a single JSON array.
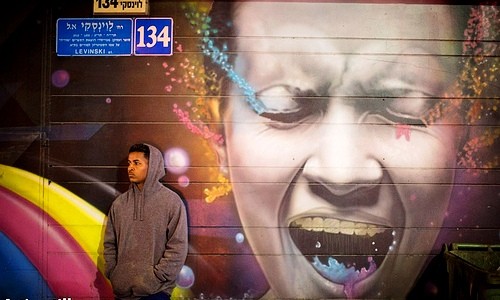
[[289, 216, 396, 285]]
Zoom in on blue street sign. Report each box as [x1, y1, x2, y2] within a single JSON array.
[[56, 18, 133, 56], [134, 18, 174, 56]]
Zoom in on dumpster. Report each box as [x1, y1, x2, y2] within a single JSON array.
[[445, 243, 500, 300]]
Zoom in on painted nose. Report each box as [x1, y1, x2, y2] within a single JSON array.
[[302, 102, 383, 196]]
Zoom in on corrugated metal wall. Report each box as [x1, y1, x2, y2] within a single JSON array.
[[0, 1, 498, 299]]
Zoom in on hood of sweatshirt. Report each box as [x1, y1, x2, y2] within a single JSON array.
[[131, 143, 166, 220]]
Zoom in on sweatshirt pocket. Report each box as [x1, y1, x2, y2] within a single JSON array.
[[110, 263, 163, 296], [131, 266, 164, 295], [109, 263, 132, 296]]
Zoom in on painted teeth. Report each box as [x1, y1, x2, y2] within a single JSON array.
[[290, 217, 386, 237]]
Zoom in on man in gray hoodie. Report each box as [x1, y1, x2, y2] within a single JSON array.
[[104, 143, 188, 299]]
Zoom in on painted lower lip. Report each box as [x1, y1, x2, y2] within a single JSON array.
[[288, 223, 398, 298], [312, 255, 377, 298]]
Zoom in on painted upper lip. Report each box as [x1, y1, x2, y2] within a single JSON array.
[[286, 173, 402, 229]]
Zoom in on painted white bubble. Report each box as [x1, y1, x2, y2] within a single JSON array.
[[164, 147, 190, 174], [176, 265, 195, 288], [235, 232, 245, 243]]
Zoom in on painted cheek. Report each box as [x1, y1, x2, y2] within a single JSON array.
[[234, 137, 305, 184], [401, 172, 453, 219]]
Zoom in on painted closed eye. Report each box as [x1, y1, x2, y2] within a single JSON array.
[[369, 88, 435, 127], [256, 85, 327, 128]]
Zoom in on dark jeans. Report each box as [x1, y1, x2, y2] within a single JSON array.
[[116, 292, 170, 300], [141, 292, 171, 300]]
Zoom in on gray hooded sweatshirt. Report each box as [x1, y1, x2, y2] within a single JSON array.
[[104, 144, 188, 299]]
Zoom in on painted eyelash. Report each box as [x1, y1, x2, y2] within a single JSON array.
[[260, 108, 315, 124], [377, 108, 427, 127], [257, 98, 427, 129], [258, 99, 327, 124], [256, 87, 326, 121]]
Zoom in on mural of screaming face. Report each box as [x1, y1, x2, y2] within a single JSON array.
[[199, 2, 478, 299], [0, 1, 497, 299]]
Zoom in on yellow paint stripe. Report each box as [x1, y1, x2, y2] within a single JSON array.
[[0, 164, 106, 273]]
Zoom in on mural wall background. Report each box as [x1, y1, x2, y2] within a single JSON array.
[[0, 1, 498, 299]]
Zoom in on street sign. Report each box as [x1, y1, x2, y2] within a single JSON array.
[[134, 18, 173, 56], [56, 18, 174, 56], [56, 18, 133, 56], [94, 0, 149, 15]]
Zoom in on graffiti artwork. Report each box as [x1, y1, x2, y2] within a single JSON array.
[[0, 1, 498, 299]]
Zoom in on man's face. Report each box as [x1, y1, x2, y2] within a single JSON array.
[[221, 2, 464, 298], [128, 151, 149, 189]]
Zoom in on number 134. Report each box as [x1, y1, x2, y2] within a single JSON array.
[[136, 25, 170, 48]]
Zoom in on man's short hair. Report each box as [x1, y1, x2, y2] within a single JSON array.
[[129, 143, 150, 160]]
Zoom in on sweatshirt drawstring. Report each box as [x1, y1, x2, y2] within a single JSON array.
[[139, 193, 144, 221], [133, 193, 138, 220], [132, 189, 144, 221]]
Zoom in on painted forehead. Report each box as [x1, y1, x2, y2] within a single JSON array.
[[233, 2, 459, 40], [229, 3, 464, 84]]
